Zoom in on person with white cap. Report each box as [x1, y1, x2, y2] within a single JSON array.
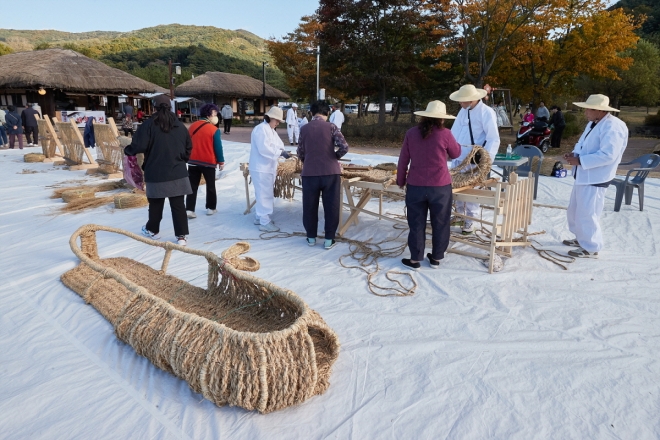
[[397, 101, 461, 270], [449, 84, 500, 234], [250, 106, 289, 232], [286, 103, 300, 145], [562, 94, 628, 258]]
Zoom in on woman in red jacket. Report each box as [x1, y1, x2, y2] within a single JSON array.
[[185, 104, 225, 218], [397, 101, 462, 270]]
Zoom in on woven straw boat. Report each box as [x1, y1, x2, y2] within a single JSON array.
[[61, 224, 340, 413]]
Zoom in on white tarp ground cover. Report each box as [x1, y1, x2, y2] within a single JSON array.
[[1, 143, 659, 439]]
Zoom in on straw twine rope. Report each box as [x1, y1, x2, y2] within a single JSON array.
[[24, 153, 46, 163], [61, 224, 340, 413]]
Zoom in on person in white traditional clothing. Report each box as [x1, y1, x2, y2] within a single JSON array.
[[298, 110, 309, 129], [563, 94, 628, 258], [250, 106, 289, 232], [286, 103, 300, 145], [449, 84, 500, 234], [329, 106, 345, 131]]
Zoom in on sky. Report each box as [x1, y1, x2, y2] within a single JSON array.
[[0, 0, 318, 40]]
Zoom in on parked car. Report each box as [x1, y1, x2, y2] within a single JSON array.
[[343, 104, 359, 114]]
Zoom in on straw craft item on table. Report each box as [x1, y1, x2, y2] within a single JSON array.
[[274, 158, 302, 199], [61, 189, 96, 203], [24, 153, 45, 163], [114, 193, 148, 209], [61, 225, 339, 413], [449, 146, 492, 188], [341, 167, 397, 187]]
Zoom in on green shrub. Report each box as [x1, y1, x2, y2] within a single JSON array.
[[644, 110, 660, 126], [562, 111, 587, 138], [341, 114, 415, 143]]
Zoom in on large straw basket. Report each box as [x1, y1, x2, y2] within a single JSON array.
[[61, 225, 340, 413]]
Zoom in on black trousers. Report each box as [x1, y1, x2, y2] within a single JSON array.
[[146, 195, 188, 237], [25, 126, 38, 145], [550, 126, 564, 149], [123, 128, 133, 137], [186, 165, 217, 212], [405, 184, 453, 261], [302, 175, 341, 240], [223, 118, 232, 133]]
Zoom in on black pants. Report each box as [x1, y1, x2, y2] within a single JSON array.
[[25, 126, 38, 145], [550, 126, 564, 149], [405, 184, 453, 261], [123, 128, 133, 137], [223, 118, 232, 133], [186, 165, 217, 212], [146, 195, 188, 237], [302, 175, 341, 240]]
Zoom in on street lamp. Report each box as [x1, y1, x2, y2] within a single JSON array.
[[262, 61, 269, 113], [168, 59, 181, 100], [304, 46, 320, 100]]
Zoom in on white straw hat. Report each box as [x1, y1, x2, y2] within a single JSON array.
[[449, 84, 488, 102], [265, 106, 284, 121], [413, 100, 456, 119], [572, 94, 619, 112]]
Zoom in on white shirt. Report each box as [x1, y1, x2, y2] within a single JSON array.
[[450, 100, 500, 167], [298, 116, 308, 128], [572, 113, 628, 185], [249, 121, 284, 174], [286, 108, 299, 127], [329, 109, 345, 130]]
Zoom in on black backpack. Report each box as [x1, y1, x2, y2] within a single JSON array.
[[551, 161, 564, 175]]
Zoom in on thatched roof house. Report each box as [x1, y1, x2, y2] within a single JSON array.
[[175, 72, 289, 117], [0, 48, 167, 118]]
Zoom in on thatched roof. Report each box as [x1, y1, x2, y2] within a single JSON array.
[[0, 48, 166, 94], [175, 72, 289, 99]]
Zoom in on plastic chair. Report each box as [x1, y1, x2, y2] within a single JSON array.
[[609, 154, 660, 212], [512, 144, 543, 199]]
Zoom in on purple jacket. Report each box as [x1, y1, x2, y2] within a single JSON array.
[[297, 116, 349, 176], [397, 126, 461, 187]]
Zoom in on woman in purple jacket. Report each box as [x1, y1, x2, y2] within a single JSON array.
[[397, 101, 461, 270]]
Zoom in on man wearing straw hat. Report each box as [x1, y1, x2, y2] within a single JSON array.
[[563, 94, 628, 258], [449, 84, 500, 234]]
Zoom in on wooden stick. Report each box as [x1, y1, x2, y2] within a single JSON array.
[[108, 117, 120, 138], [533, 203, 567, 210]]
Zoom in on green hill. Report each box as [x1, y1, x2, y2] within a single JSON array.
[[0, 24, 287, 92]]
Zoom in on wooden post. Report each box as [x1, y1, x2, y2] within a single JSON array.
[[108, 117, 120, 138], [43, 115, 65, 157], [69, 119, 97, 165]]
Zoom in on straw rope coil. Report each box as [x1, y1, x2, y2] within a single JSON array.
[[24, 153, 45, 163], [61, 224, 340, 413], [274, 158, 302, 199], [61, 189, 96, 203], [114, 193, 148, 209], [449, 146, 492, 188]]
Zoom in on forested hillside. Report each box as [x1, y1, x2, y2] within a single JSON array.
[[0, 24, 287, 92]]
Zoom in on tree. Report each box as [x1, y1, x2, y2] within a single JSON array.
[[490, 1, 639, 104], [576, 39, 660, 107], [267, 16, 326, 103], [318, 0, 445, 124]]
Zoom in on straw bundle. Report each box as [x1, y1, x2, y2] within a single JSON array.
[[51, 181, 126, 199], [62, 196, 114, 212], [274, 158, 301, 199], [61, 189, 96, 203], [24, 153, 45, 163], [374, 162, 397, 171], [450, 146, 492, 188], [114, 193, 148, 209], [61, 224, 339, 413], [341, 168, 397, 186]]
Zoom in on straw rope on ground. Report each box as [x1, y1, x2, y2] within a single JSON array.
[[61, 224, 340, 414]]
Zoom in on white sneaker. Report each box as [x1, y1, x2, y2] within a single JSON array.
[[461, 223, 474, 235], [186, 210, 197, 219], [141, 225, 160, 239], [176, 236, 187, 246], [206, 208, 217, 216], [259, 222, 280, 232]]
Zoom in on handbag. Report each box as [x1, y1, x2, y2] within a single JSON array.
[[123, 155, 144, 190]]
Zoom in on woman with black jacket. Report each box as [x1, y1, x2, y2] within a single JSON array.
[[124, 95, 193, 245], [549, 105, 566, 149]]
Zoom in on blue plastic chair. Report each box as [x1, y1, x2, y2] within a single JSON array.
[[512, 144, 543, 199], [609, 154, 660, 212]]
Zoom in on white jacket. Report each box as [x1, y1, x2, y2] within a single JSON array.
[[286, 108, 298, 127], [572, 113, 628, 185], [249, 121, 284, 174], [450, 100, 500, 167], [329, 110, 345, 130], [298, 116, 308, 128]]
